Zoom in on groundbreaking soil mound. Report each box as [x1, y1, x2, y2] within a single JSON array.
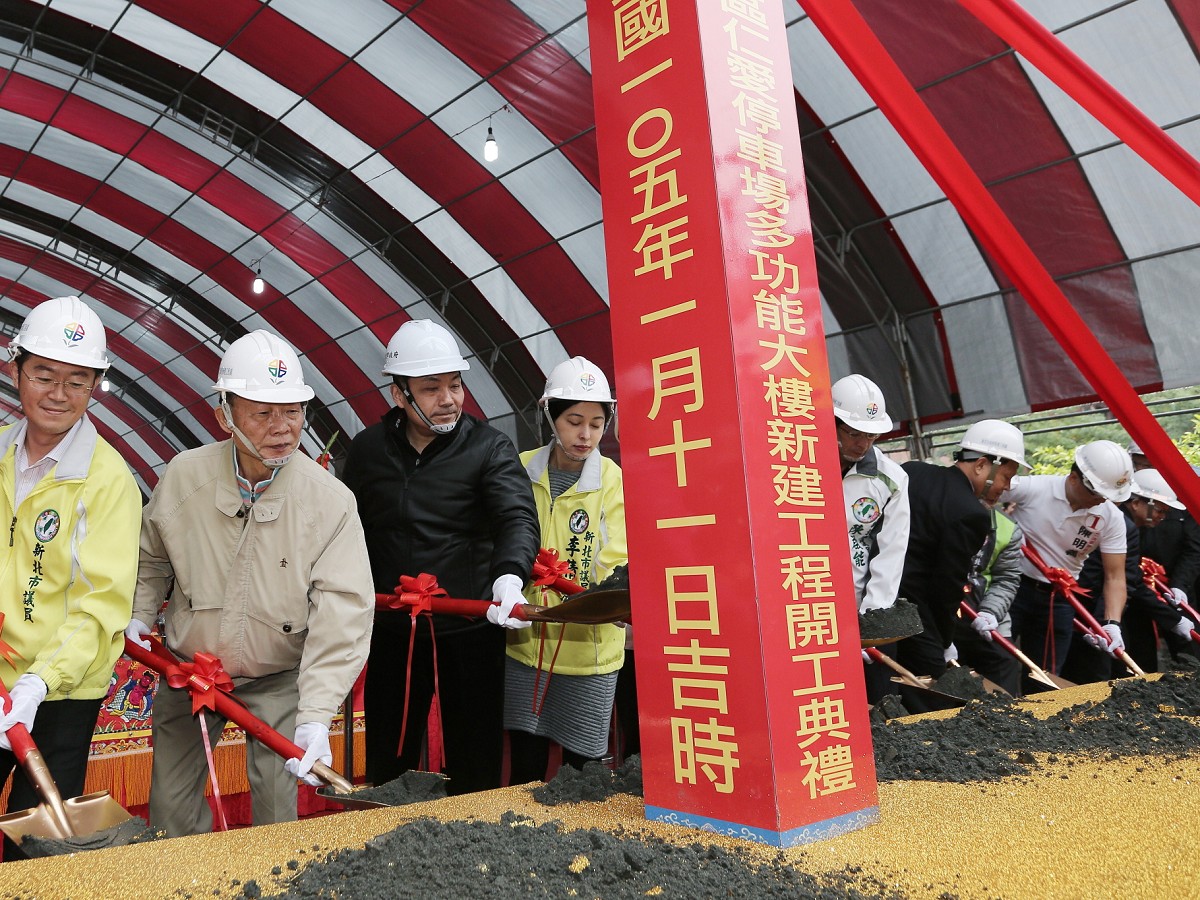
[[858, 598, 922, 643], [531, 756, 643, 806], [873, 670, 1200, 783], [930, 665, 991, 701], [20, 817, 164, 858], [341, 770, 449, 807], [278, 812, 904, 900]]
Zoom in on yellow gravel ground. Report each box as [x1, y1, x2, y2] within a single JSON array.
[[0, 680, 1196, 898]]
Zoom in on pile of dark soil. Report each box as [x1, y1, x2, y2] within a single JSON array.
[[20, 817, 164, 858], [873, 670, 1200, 783], [214, 672, 1200, 898], [531, 756, 642, 806], [273, 812, 904, 900], [930, 665, 991, 701], [858, 598, 922, 642], [337, 770, 448, 807]]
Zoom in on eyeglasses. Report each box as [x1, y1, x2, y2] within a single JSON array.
[[19, 370, 95, 397]]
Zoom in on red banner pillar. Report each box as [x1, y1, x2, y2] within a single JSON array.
[[587, 0, 877, 845]]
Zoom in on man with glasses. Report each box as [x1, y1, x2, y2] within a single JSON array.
[[127, 330, 374, 836], [0, 296, 141, 855], [1003, 440, 1134, 691]]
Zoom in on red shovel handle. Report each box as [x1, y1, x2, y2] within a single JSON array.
[[374, 594, 531, 620], [123, 637, 354, 792]]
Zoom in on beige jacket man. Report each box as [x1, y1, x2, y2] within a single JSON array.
[[133, 440, 373, 726]]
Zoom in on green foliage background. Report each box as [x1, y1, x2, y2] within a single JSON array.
[[919, 388, 1200, 475]]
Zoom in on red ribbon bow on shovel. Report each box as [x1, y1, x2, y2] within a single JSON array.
[[376, 572, 450, 613], [167, 651, 234, 714], [530, 547, 584, 596]]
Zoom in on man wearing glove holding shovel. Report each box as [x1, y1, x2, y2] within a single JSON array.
[[343, 320, 539, 795], [1004, 440, 1133, 692], [128, 331, 374, 836], [0, 296, 141, 856]]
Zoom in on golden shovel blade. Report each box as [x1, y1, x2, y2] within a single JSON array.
[[0, 792, 132, 846]]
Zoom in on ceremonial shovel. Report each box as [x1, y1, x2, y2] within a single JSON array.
[[0, 680, 133, 850], [957, 601, 1072, 690]]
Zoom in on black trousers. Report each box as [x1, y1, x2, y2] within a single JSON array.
[[365, 615, 505, 795], [0, 698, 103, 860], [1010, 577, 1076, 691]]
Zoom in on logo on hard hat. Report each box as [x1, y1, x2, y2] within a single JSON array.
[[579, 373, 596, 390], [865, 402, 879, 418], [63, 323, 86, 345], [851, 497, 880, 524], [267, 359, 288, 383], [34, 509, 61, 542]]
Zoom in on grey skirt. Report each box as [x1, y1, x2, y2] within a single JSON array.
[[503, 656, 618, 758]]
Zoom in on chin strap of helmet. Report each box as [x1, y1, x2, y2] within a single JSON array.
[[542, 402, 613, 463], [401, 380, 459, 435], [220, 395, 302, 469]]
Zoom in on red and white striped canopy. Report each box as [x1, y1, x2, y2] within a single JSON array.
[[2, 0, 1198, 494]]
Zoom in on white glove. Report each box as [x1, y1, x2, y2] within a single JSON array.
[[486, 574, 531, 630], [1083, 623, 1124, 657], [0, 675, 48, 751], [124, 618, 153, 651], [1169, 588, 1188, 609], [284, 722, 331, 787], [1173, 616, 1196, 640], [943, 643, 959, 663], [970, 610, 999, 642]]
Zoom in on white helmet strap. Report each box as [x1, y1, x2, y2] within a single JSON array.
[[220, 395, 301, 469], [400, 380, 459, 435]]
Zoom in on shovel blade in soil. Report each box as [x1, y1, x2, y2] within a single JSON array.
[[0, 792, 132, 846], [314, 785, 391, 811]]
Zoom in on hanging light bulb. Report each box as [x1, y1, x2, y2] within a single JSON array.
[[253, 267, 265, 294], [483, 125, 498, 162], [100, 378, 110, 392]]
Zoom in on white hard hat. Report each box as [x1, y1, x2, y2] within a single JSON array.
[[382, 320, 470, 378], [10, 295, 110, 371], [1127, 440, 1144, 457], [1130, 468, 1184, 509], [959, 419, 1028, 468], [541, 357, 615, 405], [831, 374, 892, 434], [1074, 440, 1135, 503], [212, 330, 314, 403]]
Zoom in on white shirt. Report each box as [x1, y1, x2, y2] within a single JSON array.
[[12, 419, 83, 508], [1003, 474, 1125, 580], [842, 445, 910, 612]]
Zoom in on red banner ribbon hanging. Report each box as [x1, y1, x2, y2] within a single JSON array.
[[167, 651, 235, 714]]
